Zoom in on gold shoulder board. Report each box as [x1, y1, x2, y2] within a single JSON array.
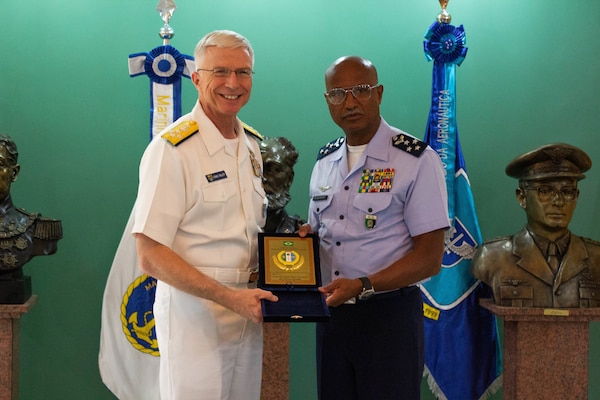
[[162, 120, 199, 146], [242, 122, 263, 141]]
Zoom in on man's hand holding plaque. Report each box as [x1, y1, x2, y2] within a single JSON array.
[[257, 233, 330, 322]]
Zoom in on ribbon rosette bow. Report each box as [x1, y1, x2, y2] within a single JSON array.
[[424, 22, 467, 65], [143, 45, 189, 85]]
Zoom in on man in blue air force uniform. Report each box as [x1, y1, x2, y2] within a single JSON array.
[[299, 56, 449, 400]]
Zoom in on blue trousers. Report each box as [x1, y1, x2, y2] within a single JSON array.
[[316, 286, 424, 400]]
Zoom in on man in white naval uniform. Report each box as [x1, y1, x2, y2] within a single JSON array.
[[133, 30, 278, 400]]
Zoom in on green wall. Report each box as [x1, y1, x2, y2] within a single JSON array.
[[2, 0, 599, 398]]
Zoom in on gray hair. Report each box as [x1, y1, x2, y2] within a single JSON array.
[[194, 30, 254, 67]]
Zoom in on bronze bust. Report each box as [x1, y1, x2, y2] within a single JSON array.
[[259, 136, 305, 234], [0, 134, 63, 303], [471, 143, 600, 308]]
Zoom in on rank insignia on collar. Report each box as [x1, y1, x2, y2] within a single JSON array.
[[317, 137, 345, 160], [392, 134, 427, 157]]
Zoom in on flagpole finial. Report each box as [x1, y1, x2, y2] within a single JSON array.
[[157, 0, 177, 44], [437, 0, 452, 24]]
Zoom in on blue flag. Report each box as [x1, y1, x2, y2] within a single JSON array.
[[420, 20, 503, 400]]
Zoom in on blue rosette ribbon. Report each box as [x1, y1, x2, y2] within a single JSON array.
[[128, 45, 195, 139], [424, 21, 467, 66], [143, 45, 189, 85]]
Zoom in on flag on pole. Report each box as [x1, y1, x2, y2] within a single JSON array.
[[98, 3, 193, 397], [419, 7, 503, 400]]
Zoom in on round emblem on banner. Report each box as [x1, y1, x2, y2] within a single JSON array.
[[152, 53, 177, 78], [121, 274, 159, 356], [144, 45, 187, 85], [424, 22, 467, 65]]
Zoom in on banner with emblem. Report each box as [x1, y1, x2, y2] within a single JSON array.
[[98, 212, 161, 399], [98, 1, 193, 398], [419, 3, 502, 399]]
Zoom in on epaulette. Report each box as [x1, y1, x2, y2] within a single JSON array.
[[243, 122, 263, 141], [391, 134, 427, 157], [161, 120, 199, 146], [317, 137, 345, 160], [34, 217, 63, 241]]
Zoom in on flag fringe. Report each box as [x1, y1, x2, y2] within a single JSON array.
[[424, 367, 503, 400], [424, 366, 448, 400], [479, 374, 503, 400]]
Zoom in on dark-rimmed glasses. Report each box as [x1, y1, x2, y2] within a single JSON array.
[[324, 84, 380, 105], [522, 184, 578, 202], [196, 67, 254, 79]]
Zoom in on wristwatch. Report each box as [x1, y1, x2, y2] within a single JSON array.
[[357, 277, 375, 301]]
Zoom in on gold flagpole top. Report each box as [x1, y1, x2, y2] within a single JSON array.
[[437, 0, 452, 24]]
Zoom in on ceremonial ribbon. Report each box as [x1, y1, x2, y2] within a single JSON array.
[[128, 45, 195, 139]]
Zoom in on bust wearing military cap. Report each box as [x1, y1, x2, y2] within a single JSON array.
[[471, 143, 600, 308]]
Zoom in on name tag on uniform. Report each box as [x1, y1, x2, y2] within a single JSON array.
[[312, 195, 328, 201], [206, 171, 227, 182]]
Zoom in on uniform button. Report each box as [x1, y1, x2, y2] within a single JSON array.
[[512, 290, 518, 296], [368, 208, 373, 212], [316, 208, 320, 212], [336, 242, 341, 246], [556, 290, 562, 296], [344, 186, 349, 190], [339, 215, 344, 220], [334, 271, 340, 276]]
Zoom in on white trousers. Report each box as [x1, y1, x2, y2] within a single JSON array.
[[154, 282, 263, 400]]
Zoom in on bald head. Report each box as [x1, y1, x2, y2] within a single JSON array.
[[325, 56, 378, 88]]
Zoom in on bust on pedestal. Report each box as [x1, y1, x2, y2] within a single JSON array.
[[471, 143, 600, 399], [259, 137, 304, 400], [0, 134, 62, 400], [0, 134, 63, 304]]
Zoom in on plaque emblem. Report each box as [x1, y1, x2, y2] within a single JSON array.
[[273, 250, 305, 271]]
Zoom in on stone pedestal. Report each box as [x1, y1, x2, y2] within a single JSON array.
[[0, 295, 36, 400], [261, 322, 289, 400], [480, 299, 600, 400]]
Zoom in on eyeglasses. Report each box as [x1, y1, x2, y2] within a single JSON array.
[[523, 184, 578, 202], [196, 67, 254, 79], [324, 84, 380, 105]]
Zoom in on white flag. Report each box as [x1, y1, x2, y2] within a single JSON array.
[[98, 208, 160, 400]]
